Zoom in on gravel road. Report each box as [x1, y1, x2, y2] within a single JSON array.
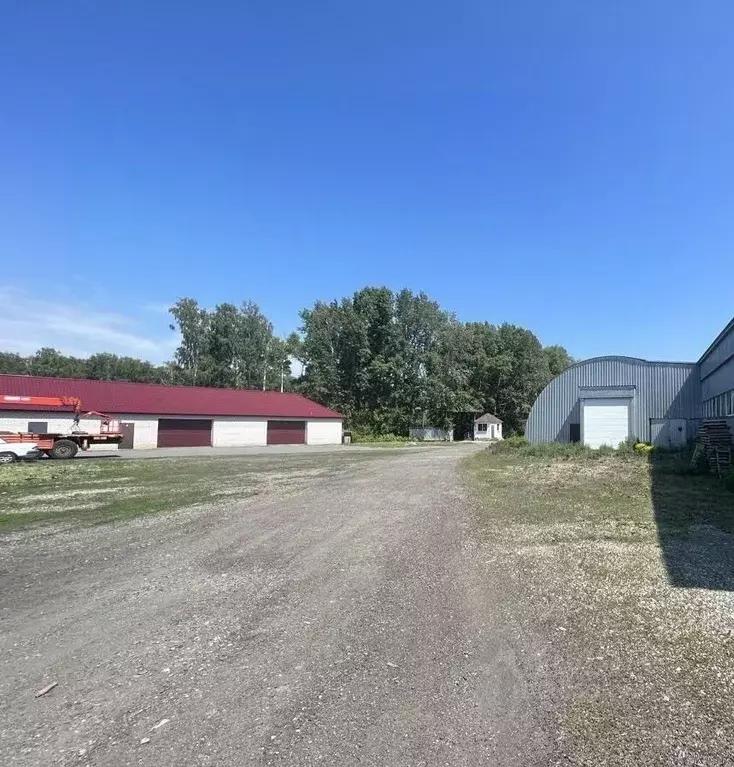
[[81, 443, 444, 460], [1, 447, 555, 766]]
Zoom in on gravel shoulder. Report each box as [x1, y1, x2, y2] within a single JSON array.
[[463, 446, 734, 766], [0, 445, 555, 766]]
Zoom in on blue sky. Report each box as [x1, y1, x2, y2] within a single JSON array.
[[1, 1, 732, 363]]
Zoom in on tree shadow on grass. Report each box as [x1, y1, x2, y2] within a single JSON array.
[[650, 452, 734, 590]]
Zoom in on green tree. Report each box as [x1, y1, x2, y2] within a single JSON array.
[[0, 352, 27, 374], [298, 288, 475, 433], [543, 345, 574, 378], [28, 348, 87, 378], [169, 298, 209, 385], [169, 298, 287, 390], [298, 300, 351, 414], [86, 353, 169, 383]]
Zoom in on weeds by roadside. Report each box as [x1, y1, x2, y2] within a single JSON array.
[[488, 436, 647, 460]]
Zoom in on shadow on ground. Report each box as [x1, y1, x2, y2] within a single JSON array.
[[650, 452, 734, 590]]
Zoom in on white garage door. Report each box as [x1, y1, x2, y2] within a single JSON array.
[[582, 398, 630, 449]]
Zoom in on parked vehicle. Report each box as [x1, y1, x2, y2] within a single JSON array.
[[0, 394, 123, 458], [0, 437, 42, 464]]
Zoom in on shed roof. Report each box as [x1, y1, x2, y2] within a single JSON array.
[[475, 412, 502, 424], [0, 374, 343, 420]]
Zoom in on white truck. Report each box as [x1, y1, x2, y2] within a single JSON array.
[[0, 437, 42, 464]]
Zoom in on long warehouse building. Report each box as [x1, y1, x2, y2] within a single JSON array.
[[0, 375, 343, 448], [526, 316, 734, 448]]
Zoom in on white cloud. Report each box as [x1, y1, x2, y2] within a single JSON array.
[[0, 286, 177, 363]]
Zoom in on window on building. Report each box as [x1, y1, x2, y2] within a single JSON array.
[[705, 393, 734, 417], [477, 423, 487, 432], [27, 421, 48, 434]]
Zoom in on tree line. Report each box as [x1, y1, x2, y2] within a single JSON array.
[[0, 287, 573, 435]]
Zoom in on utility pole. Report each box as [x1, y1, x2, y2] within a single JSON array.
[[262, 339, 270, 391]]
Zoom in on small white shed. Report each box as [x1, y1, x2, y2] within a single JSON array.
[[473, 413, 503, 440]]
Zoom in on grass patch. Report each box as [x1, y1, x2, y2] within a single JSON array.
[[488, 436, 638, 460], [0, 452, 382, 533], [462, 448, 734, 765]]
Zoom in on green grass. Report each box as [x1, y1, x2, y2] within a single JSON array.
[[0, 452, 380, 533]]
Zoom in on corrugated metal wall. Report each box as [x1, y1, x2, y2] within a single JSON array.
[[701, 361, 734, 402], [699, 321, 734, 404], [526, 357, 701, 443], [699, 320, 734, 380]]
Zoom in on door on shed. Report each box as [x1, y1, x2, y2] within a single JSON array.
[[582, 398, 629, 449], [266, 420, 306, 445], [157, 419, 212, 447], [119, 422, 135, 449]]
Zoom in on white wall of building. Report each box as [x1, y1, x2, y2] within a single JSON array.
[[119, 416, 158, 449], [0, 412, 95, 433], [0, 411, 344, 449], [0, 411, 160, 450], [306, 419, 343, 445], [473, 422, 503, 440], [212, 418, 267, 447]]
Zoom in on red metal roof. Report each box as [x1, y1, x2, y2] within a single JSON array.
[[0, 374, 343, 419]]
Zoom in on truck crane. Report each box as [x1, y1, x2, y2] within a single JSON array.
[[0, 394, 123, 459]]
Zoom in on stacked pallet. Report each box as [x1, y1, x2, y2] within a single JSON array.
[[696, 419, 733, 476]]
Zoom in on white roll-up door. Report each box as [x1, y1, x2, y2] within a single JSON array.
[[582, 398, 630, 449]]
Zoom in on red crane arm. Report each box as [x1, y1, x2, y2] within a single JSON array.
[[0, 395, 83, 415]]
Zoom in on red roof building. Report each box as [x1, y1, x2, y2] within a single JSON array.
[[0, 374, 343, 449]]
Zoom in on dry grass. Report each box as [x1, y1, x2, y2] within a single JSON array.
[[0, 452, 385, 533], [463, 448, 734, 766]]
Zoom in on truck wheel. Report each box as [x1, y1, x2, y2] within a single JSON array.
[[0, 451, 17, 464], [50, 439, 79, 459]]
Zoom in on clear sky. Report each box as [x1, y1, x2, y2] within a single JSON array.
[[1, 1, 732, 363]]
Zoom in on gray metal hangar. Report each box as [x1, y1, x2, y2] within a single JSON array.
[[526, 316, 734, 448]]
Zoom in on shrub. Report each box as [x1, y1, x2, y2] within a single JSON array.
[[616, 437, 637, 455], [350, 430, 411, 444], [633, 441, 654, 455]]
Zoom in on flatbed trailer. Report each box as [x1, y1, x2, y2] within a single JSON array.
[[0, 392, 123, 459], [0, 431, 123, 459]]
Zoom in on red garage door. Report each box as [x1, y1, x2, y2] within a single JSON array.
[[267, 420, 306, 445], [157, 419, 212, 447]]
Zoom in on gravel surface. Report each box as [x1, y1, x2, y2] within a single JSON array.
[[80, 444, 446, 460], [0, 446, 555, 766]]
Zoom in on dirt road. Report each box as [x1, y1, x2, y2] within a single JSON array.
[[1, 447, 554, 766]]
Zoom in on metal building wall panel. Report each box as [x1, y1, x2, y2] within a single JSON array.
[[701, 358, 734, 401], [699, 320, 734, 380], [525, 358, 701, 443]]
